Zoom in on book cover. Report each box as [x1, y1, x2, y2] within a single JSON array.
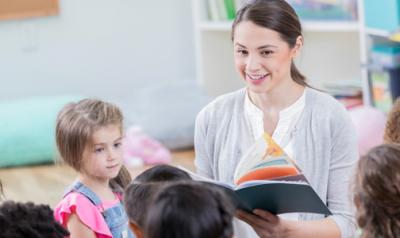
[[184, 133, 331, 215]]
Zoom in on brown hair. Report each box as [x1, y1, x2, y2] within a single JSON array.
[[231, 0, 308, 87], [55, 98, 131, 189], [354, 143, 400, 238], [384, 98, 400, 143], [144, 181, 235, 238]]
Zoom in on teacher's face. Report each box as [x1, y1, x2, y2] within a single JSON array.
[[233, 21, 298, 94]]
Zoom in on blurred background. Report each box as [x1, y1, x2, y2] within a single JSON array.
[[0, 0, 399, 206]]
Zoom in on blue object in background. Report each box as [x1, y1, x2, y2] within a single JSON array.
[[371, 43, 400, 68], [364, 0, 400, 31], [0, 95, 83, 167]]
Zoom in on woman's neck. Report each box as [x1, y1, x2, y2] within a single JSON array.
[[248, 81, 305, 113]]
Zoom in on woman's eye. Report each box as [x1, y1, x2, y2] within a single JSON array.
[[261, 50, 273, 56], [236, 49, 248, 55], [95, 148, 104, 153]]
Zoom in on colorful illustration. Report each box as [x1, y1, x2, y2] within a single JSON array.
[[234, 133, 302, 185]]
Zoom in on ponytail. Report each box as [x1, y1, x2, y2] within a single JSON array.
[[291, 62, 308, 87], [110, 165, 132, 191]]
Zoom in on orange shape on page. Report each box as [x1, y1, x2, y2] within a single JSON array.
[[264, 134, 284, 157], [236, 166, 299, 185]]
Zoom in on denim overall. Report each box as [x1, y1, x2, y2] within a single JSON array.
[[65, 182, 135, 238]]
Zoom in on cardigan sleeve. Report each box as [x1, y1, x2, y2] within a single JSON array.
[[194, 107, 214, 179], [327, 106, 358, 238]]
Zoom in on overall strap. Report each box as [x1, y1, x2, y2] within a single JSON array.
[[64, 181, 103, 206]]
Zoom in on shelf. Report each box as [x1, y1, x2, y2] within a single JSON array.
[[365, 28, 391, 38], [199, 20, 359, 32]]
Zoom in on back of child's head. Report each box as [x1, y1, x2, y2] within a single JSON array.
[[143, 181, 235, 238], [134, 164, 192, 183], [56, 98, 131, 188], [354, 143, 400, 238], [124, 182, 165, 235], [124, 165, 192, 236], [384, 98, 400, 143], [0, 201, 69, 238]]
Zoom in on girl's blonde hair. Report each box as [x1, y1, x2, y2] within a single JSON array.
[[55, 98, 131, 189]]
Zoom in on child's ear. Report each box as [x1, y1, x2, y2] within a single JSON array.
[[129, 221, 144, 238]]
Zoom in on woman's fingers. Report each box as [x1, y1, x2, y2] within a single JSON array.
[[253, 209, 279, 224], [236, 210, 273, 229]]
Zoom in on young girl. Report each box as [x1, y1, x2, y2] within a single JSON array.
[[353, 143, 400, 238], [143, 181, 235, 238], [54, 98, 134, 238]]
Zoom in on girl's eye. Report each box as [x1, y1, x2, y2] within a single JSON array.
[[261, 50, 273, 56], [95, 148, 104, 153], [114, 142, 122, 148]]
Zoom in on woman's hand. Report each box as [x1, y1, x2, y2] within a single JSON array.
[[236, 209, 294, 238]]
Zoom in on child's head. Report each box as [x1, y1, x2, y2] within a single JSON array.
[[143, 181, 235, 238], [384, 98, 400, 143], [353, 143, 400, 238], [124, 165, 192, 238], [0, 201, 69, 238], [134, 164, 192, 183], [124, 182, 165, 238], [56, 98, 131, 188]]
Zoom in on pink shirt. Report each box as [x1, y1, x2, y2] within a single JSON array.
[[54, 192, 121, 238]]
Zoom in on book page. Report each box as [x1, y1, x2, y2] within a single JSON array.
[[233, 133, 302, 185]]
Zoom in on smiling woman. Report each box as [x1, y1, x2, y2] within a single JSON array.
[[194, 0, 358, 238]]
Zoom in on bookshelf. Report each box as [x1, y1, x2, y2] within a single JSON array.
[[193, 0, 368, 105]]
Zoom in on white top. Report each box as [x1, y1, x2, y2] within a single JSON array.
[[244, 89, 306, 160]]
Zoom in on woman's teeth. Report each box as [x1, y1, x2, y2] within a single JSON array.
[[248, 74, 267, 80]]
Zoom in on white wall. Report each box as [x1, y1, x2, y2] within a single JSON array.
[[0, 0, 195, 101]]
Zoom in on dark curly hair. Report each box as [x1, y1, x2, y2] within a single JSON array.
[[144, 181, 235, 238], [354, 143, 400, 238], [0, 201, 69, 238], [384, 98, 400, 143]]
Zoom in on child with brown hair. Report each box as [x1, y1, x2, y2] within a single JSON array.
[[384, 98, 400, 143], [54, 98, 134, 238], [144, 181, 235, 238], [124, 165, 192, 238], [353, 143, 400, 238]]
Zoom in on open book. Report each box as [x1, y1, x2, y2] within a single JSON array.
[[186, 133, 331, 215]]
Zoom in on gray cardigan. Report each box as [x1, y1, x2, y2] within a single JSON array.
[[194, 87, 358, 238]]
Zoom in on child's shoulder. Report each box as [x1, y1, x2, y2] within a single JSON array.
[[54, 192, 113, 237]]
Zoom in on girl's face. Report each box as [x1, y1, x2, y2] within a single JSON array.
[[233, 21, 301, 94], [81, 124, 123, 182]]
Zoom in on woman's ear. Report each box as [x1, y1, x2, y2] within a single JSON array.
[[292, 35, 303, 58], [129, 221, 144, 238]]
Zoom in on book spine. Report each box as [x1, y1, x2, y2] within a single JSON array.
[[208, 0, 220, 21], [224, 0, 236, 20], [216, 0, 228, 20]]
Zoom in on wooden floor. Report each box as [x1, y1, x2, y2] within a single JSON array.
[[0, 150, 195, 208]]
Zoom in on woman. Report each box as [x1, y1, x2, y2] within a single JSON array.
[[194, 0, 358, 237]]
